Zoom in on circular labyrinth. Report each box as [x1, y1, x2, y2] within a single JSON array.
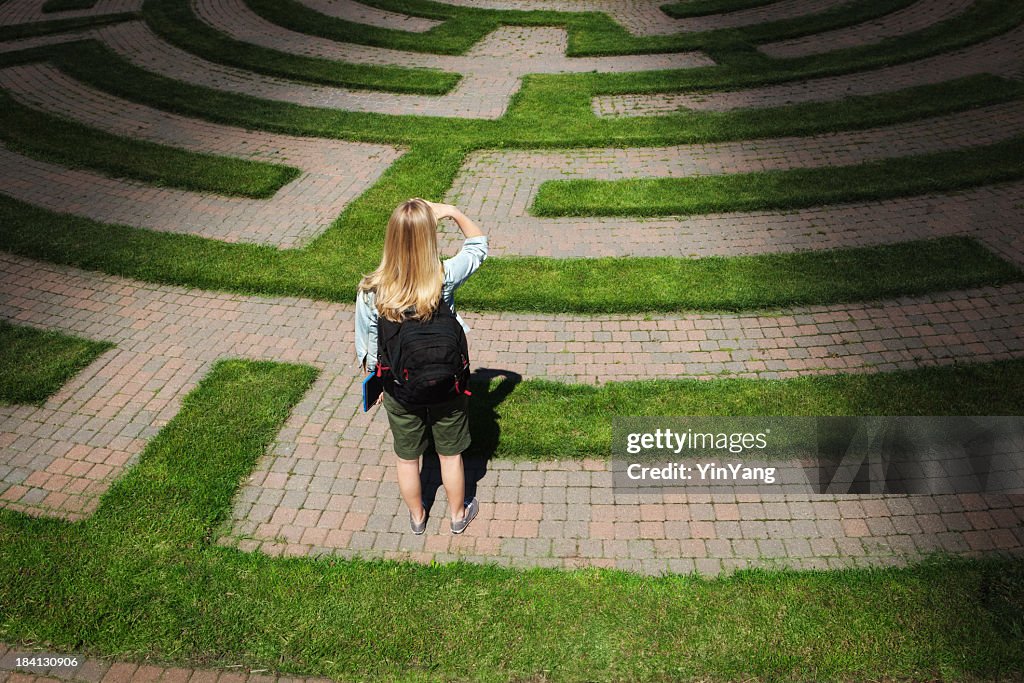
[[1, 0, 1023, 577]]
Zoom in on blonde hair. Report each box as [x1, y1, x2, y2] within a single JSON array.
[[358, 198, 443, 322]]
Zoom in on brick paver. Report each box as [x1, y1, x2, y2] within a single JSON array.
[[759, 0, 975, 59], [0, 63, 404, 248], [1, 254, 1022, 573], [294, 0, 441, 32], [0, 643, 333, 682], [593, 23, 1024, 116], [0, 0, 138, 26]]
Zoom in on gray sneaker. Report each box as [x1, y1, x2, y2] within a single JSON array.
[[450, 497, 479, 535], [410, 502, 428, 535]]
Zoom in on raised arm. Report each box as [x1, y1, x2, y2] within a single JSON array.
[[424, 200, 483, 239]]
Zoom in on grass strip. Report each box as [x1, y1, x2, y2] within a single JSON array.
[[42, 0, 96, 12], [143, 0, 460, 95], [661, 0, 781, 18], [532, 136, 1024, 217], [459, 237, 1021, 313], [467, 360, 1024, 459], [0, 320, 113, 405], [0, 358, 1021, 680], [0, 91, 300, 199], [0, 12, 137, 41]]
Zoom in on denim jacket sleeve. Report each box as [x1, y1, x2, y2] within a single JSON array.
[[355, 289, 378, 372], [442, 236, 488, 332]]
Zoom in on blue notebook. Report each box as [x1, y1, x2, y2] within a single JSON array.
[[362, 372, 384, 412]]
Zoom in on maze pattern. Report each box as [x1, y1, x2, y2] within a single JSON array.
[[1, 0, 1023, 576]]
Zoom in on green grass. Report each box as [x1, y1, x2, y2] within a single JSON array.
[[143, 0, 461, 95], [459, 237, 1021, 313], [661, 0, 781, 18], [0, 91, 300, 198], [468, 360, 1024, 459], [1, 358, 1022, 681], [0, 320, 113, 405], [41, 0, 96, 12], [532, 136, 1024, 218]]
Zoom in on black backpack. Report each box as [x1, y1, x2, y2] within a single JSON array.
[[376, 297, 471, 407]]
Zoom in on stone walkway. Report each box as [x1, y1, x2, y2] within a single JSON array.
[[0, 63, 404, 248], [593, 22, 1024, 115], [0, 643, 331, 683], [0, 0, 1023, 578]]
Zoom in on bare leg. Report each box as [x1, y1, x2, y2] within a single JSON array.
[[438, 452, 466, 522], [395, 456, 426, 524]]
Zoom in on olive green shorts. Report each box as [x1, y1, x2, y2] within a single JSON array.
[[382, 392, 471, 460]]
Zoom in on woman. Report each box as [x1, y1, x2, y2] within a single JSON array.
[[355, 198, 487, 535]]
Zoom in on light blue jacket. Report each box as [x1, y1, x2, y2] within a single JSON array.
[[355, 236, 488, 372]]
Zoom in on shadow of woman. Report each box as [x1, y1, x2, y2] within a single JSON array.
[[419, 368, 522, 510]]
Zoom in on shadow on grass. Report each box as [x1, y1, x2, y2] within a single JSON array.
[[419, 368, 521, 508]]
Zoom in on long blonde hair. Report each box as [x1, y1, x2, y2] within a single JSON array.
[[358, 198, 443, 322]]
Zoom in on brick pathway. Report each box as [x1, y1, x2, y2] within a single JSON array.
[[593, 23, 1024, 116], [1, 254, 1022, 573], [294, 0, 441, 33], [759, 0, 975, 59], [0, 643, 331, 683], [0, 63, 404, 248], [0, 0, 138, 26]]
